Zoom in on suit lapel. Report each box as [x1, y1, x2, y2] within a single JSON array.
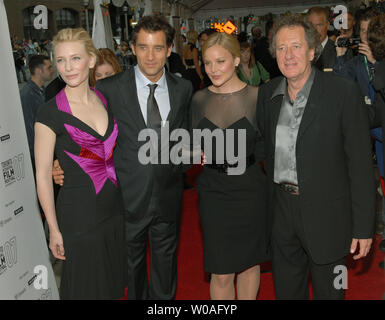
[[118, 67, 147, 131], [269, 95, 283, 150], [297, 69, 323, 140], [165, 72, 179, 128]]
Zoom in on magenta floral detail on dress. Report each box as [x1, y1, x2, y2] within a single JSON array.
[[56, 88, 118, 194]]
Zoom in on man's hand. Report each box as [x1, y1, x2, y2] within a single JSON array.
[[335, 36, 348, 57], [350, 238, 372, 260], [358, 41, 376, 64], [201, 151, 207, 166], [52, 159, 64, 186]]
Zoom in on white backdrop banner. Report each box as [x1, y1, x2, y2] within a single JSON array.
[[0, 0, 59, 300], [92, 0, 114, 51]]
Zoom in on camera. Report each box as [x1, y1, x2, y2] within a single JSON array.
[[336, 37, 361, 47]]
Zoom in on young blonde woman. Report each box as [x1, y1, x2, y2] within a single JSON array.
[[191, 32, 269, 300], [34, 28, 126, 299], [183, 30, 204, 92]]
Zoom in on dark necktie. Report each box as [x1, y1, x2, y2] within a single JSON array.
[[147, 83, 162, 129]]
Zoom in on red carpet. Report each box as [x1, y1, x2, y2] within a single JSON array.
[[123, 166, 385, 300], [173, 166, 385, 300], [175, 188, 385, 300]]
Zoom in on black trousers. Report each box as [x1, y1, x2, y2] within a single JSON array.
[[272, 184, 345, 300], [125, 194, 180, 300]]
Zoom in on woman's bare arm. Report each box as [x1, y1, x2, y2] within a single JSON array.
[[34, 122, 65, 260]]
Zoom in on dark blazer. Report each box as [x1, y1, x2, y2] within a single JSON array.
[[315, 38, 337, 71], [167, 52, 188, 79], [370, 60, 385, 165], [96, 66, 193, 221], [257, 68, 376, 264]]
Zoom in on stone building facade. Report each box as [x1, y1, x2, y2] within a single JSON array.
[[4, 0, 194, 55], [4, 0, 94, 40]]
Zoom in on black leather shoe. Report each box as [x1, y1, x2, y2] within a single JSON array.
[[379, 260, 385, 270], [380, 239, 385, 252]]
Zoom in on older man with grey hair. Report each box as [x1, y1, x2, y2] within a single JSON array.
[[257, 14, 375, 299], [306, 6, 337, 71]]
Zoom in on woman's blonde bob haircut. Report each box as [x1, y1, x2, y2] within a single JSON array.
[[202, 32, 241, 60], [52, 28, 98, 63]]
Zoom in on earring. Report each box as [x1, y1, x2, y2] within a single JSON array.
[[58, 73, 64, 82]]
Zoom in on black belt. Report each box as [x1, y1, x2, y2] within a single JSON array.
[[276, 182, 300, 195], [206, 154, 256, 174]]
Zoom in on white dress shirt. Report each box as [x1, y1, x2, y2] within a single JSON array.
[[321, 36, 329, 50], [134, 65, 171, 126]]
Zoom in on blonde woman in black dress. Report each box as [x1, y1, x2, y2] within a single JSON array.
[[190, 32, 269, 299], [35, 28, 126, 299]]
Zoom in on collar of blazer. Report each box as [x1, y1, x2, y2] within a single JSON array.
[[267, 68, 324, 148], [118, 66, 181, 132]]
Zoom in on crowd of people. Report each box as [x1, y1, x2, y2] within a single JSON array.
[[15, 5, 385, 300]]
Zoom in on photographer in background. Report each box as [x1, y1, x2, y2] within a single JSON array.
[[334, 10, 378, 74], [334, 11, 358, 61], [340, 11, 356, 39], [367, 13, 385, 268]]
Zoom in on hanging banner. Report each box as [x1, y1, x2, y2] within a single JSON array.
[[0, 0, 59, 300], [92, 0, 114, 51]]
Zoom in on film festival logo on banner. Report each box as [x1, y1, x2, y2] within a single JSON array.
[[0, 237, 17, 277], [2, 153, 25, 187], [38, 288, 53, 300], [0, 216, 12, 229], [0, 134, 10, 143], [0, 207, 23, 230], [1, 201, 24, 227]]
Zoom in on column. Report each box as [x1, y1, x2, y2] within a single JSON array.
[[172, 15, 181, 55]]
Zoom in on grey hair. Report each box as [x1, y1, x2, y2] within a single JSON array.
[[269, 14, 322, 63]]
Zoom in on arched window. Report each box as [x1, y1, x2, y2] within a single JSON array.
[[56, 8, 79, 31], [22, 6, 52, 41]]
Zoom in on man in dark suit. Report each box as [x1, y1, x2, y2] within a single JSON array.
[[307, 6, 337, 72], [96, 16, 193, 299], [257, 14, 375, 299], [95, 15, 191, 300]]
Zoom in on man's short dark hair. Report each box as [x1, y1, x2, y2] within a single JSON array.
[[131, 15, 175, 48], [368, 13, 385, 61], [270, 14, 322, 62], [28, 55, 50, 75], [198, 28, 216, 40]]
